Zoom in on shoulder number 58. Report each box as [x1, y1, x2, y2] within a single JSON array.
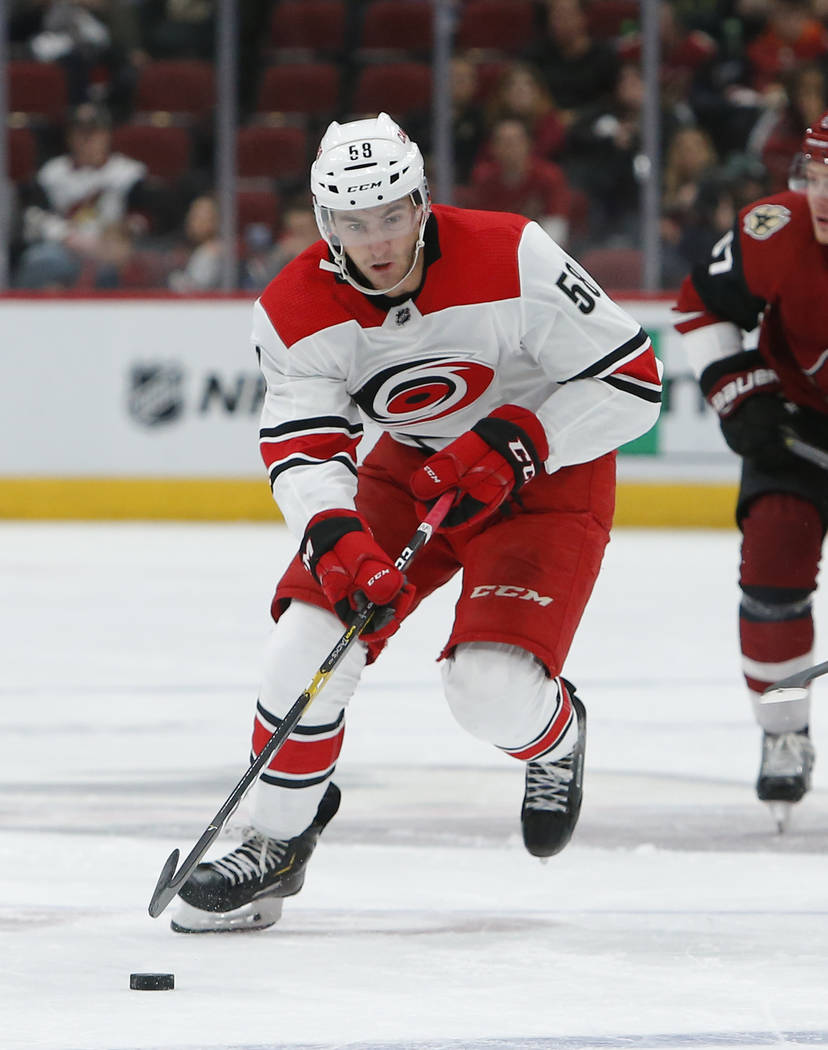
[[555, 262, 601, 314]]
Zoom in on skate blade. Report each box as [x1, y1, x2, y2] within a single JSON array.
[[767, 801, 794, 834], [170, 896, 283, 934]]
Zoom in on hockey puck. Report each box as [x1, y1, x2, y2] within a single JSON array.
[[129, 972, 175, 991]]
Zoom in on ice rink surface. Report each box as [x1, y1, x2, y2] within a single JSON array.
[[2, 521, 827, 1050]]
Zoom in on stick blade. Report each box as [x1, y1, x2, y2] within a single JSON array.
[[148, 848, 181, 918]]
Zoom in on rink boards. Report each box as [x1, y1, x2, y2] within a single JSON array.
[[0, 294, 740, 526]]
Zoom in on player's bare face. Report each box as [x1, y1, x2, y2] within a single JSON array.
[[805, 162, 828, 244], [332, 200, 424, 294]]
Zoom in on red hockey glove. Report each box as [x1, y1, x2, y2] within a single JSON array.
[[300, 510, 415, 641], [409, 404, 549, 531]]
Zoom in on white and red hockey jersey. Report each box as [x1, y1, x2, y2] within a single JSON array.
[[252, 205, 662, 535]]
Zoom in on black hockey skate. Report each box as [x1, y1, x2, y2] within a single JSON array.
[[521, 690, 586, 859], [756, 727, 815, 832], [171, 782, 340, 933]]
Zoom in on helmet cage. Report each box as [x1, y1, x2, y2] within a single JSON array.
[[310, 113, 431, 295]]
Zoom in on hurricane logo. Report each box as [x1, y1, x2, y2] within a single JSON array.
[[353, 357, 494, 427]]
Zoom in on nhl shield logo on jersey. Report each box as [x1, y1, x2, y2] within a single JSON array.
[[743, 203, 791, 241]]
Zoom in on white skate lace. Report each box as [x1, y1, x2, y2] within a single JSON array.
[[524, 754, 574, 813], [761, 732, 815, 778], [209, 832, 290, 886]]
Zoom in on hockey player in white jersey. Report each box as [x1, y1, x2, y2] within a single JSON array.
[[172, 113, 662, 933]]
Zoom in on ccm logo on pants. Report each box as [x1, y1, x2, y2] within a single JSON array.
[[469, 585, 554, 606]]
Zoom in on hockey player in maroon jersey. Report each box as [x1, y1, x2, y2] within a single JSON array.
[[171, 113, 661, 933], [674, 113, 828, 830]]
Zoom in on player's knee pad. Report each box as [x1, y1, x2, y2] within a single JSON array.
[[740, 493, 823, 597], [258, 601, 366, 724], [442, 642, 556, 750]]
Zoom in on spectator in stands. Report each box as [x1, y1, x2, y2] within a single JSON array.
[[167, 193, 226, 292], [748, 60, 828, 189], [417, 54, 488, 188], [137, 0, 214, 60], [535, 0, 620, 124], [483, 61, 567, 162], [448, 56, 489, 185], [617, 1, 718, 111], [564, 61, 683, 247], [662, 125, 720, 214], [469, 117, 572, 245], [239, 199, 319, 292], [8, 0, 143, 117], [14, 102, 149, 289], [671, 152, 771, 272], [746, 0, 828, 92]]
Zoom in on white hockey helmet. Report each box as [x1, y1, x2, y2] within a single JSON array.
[[310, 112, 431, 295]]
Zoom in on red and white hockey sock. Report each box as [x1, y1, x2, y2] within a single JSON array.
[[442, 642, 577, 763], [251, 601, 364, 838], [740, 494, 821, 733], [497, 677, 577, 763]]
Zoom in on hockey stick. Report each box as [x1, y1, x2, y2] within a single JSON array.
[[780, 426, 828, 472], [148, 490, 455, 919], [760, 659, 828, 705]]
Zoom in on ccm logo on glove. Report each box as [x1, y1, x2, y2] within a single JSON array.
[[410, 404, 548, 531], [300, 510, 415, 641]]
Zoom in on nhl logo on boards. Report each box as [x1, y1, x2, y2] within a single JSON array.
[[743, 203, 791, 241], [395, 307, 411, 326], [127, 363, 184, 427]]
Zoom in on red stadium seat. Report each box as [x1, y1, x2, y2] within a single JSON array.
[[237, 188, 281, 234], [135, 61, 215, 118], [579, 248, 644, 290], [236, 125, 308, 180], [270, 1, 346, 54], [585, 0, 640, 39], [255, 63, 341, 118], [110, 124, 192, 179], [456, 0, 535, 54], [360, 1, 433, 54], [8, 61, 68, 123], [7, 127, 37, 182], [352, 62, 432, 118]]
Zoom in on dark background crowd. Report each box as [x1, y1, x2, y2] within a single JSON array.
[[4, 0, 828, 293]]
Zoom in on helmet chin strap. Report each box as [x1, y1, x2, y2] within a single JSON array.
[[319, 207, 430, 297]]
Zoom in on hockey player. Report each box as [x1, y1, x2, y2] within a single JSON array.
[[674, 113, 828, 830], [172, 113, 661, 933]]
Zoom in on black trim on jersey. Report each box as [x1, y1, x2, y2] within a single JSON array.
[[259, 415, 363, 440], [690, 222, 767, 332], [403, 434, 439, 454], [698, 349, 768, 398], [268, 452, 358, 486], [568, 327, 649, 380], [602, 375, 662, 403]]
